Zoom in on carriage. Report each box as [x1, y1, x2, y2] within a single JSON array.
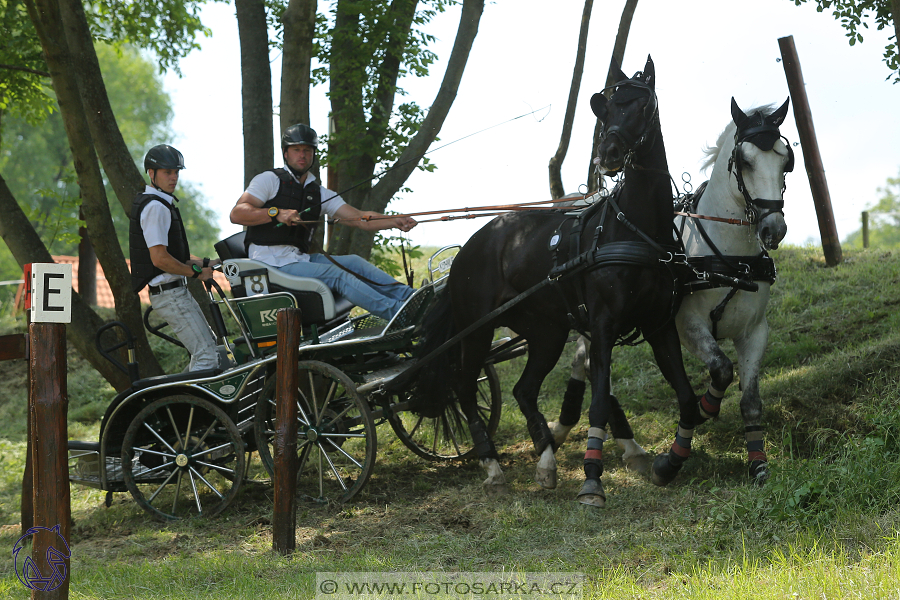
[[66, 232, 515, 521]]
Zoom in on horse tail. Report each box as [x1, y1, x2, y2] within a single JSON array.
[[407, 286, 459, 417]]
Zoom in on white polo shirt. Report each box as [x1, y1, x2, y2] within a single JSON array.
[[244, 170, 345, 267], [139, 185, 184, 287]]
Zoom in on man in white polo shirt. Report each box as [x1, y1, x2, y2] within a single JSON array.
[[129, 145, 219, 372], [229, 123, 417, 321]]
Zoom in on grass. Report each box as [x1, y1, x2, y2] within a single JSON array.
[[3, 245, 900, 598]]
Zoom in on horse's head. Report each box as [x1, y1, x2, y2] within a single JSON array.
[[590, 55, 659, 174], [728, 97, 792, 250]]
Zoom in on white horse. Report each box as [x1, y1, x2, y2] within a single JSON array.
[[550, 98, 791, 484]]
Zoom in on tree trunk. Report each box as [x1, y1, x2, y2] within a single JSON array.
[[236, 0, 274, 188], [280, 0, 316, 131], [548, 0, 593, 200], [586, 0, 639, 192], [78, 205, 96, 306], [0, 174, 132, 391], [57, 0, 145, 212], [329, 0, 484, 258], [25, 0, 163, 380]]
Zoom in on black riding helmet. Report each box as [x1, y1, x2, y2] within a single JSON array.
[[144, 144, 185, 172], [282, 123, 318, 151]]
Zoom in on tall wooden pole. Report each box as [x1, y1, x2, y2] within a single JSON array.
[[273, 307, 302, 555], [29, 321, 70, 599], [778, 35, 842, 266]]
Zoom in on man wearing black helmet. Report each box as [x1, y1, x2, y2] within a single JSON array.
[[130, 144, 221, 372], [230, 123, 418, 321]]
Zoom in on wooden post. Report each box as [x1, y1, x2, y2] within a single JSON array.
[[862, 211, 870, 248], [272, 307, 302, 555], [778, 35, 843, 266], [29, 321, 70, 599]]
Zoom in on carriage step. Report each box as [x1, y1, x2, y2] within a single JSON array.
[[356, 360, 418, 395]]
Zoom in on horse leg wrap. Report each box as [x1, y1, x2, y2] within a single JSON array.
[[698, 386, 724, 421], [583, 427, 607, 480], [668, 423, 693, 467], [745, 425, 769, 483], [529, 415, 556, 456], [558, 378, 586, 426], [469, 420, 499, 461]]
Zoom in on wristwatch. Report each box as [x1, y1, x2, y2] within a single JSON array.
[[267, 206, 279, 222], [191, 263, 202, 278]]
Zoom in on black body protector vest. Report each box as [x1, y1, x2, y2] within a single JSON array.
[[129, 193, 191, 293], [244, 169, 322, 254]]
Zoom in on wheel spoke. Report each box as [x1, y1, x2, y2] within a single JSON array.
[[134, 447, 176, 460], [147, 468, 180, 503], [166, 407, 184, 450], [319, 444, 349, 492], [322, 437, 365, 469], [440, 412, 463, 456], [171, 470, 183, 515], [142, 421, 178, 455], [183, 406, 195, 452], [194, 460, 236, 476], [134, 459, 176, 479], [192, 441, 233, 460], [188, 468, 202, 514], [190, 466, 224, 499]]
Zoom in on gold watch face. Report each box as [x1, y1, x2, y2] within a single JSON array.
[[267, 207, 279, 218]]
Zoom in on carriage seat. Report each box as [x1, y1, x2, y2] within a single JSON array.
[[215, 231, 354, 325]]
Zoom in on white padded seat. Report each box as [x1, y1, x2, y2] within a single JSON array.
[[222, 258, 353, 324]]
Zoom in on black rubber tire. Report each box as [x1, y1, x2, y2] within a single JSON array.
[[387, 364, 502, 461], [122, 395, 245, 521], [254, 360, 376, 504]]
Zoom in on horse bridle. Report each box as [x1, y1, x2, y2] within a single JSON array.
[[727, 124, 794, 225], [599, 78, 660, 169]]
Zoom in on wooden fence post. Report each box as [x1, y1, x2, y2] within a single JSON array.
[[273, 307, 302, 555], [29, 321, 70, 599], [778, 35, 843, 266], [862, 211, 870, 248]]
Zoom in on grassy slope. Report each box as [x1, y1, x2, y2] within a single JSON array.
[[2, 246, 900, 598]]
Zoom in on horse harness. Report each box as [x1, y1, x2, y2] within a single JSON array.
[[677, 184, 777, 340], [547, 187, 688, 345]]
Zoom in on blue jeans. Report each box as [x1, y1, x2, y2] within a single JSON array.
[[149, 285, 220, 371], [278, 254, 413, 320]]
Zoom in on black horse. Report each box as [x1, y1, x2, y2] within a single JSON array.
[[421, 56, 699, 507]]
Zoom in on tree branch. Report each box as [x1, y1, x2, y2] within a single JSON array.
[[0, 63, 50, 77], [371, 0, 484, 204]]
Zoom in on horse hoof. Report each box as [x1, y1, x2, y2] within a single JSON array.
[[749, 460, 769, 485], [623, 453, 652, 476], [576, 479, 606, 508], [548, 421, 573, 447], [483, 482, 510, 497], [650, 453, 680, 487], [535, 467, 558, 490]]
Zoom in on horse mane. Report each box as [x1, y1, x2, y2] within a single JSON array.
[[700, 103, 779, 174]]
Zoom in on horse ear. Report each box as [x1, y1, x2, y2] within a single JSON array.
[[731, 97, 750, 128], [609, 57, 628, 85], [590, 93, 608, 121], [643, 55, 655, 88], [767, 97, 790, 127]]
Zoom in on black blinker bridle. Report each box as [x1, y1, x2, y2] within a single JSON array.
[[599, 78, 660, 170], [727, 122, 794, 225]]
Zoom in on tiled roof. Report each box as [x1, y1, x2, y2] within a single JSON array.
[[15, 256, 230, 309]]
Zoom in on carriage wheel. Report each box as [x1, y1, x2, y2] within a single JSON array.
[[388, 365, 502, 461], [122, 396, 245, 521], [254, 360, 377, 504]]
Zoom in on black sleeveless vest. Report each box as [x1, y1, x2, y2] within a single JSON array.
[[129, 193, 191, 293], [244, 169, 322, 254]]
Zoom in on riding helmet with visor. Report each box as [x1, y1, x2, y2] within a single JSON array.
[[143, 144, 185, 172]]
